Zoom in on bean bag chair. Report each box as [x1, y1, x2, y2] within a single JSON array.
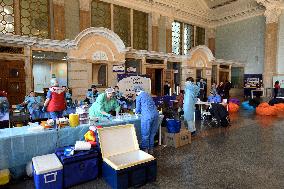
[[228, 102, 239, 113], [229, 98, 240, 105], [268, 98, 284, 106], [274, 103, 284, 116], [249, 98, 261, 108], [256, 103, 277, 116], [241, 101, 255, 110]]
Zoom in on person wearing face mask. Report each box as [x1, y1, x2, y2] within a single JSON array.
[[183, 77, 200, 136], [42, 78, 66, 120], [88, 88, 121, 119], [134, 86, 159, 154], [21, 91, 43, 120]]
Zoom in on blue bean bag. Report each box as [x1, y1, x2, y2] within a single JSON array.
[[242, 101, 255, 110]]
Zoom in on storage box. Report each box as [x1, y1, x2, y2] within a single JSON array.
[[164, 129, 191, 148], [55, 147, 100, 188], [32, 153, 63, 189], [97, 124, 157, 189], [0, 169, 10, 186]]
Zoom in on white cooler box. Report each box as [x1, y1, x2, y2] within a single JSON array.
[[32, 153, 63, 189], [97, 124, 157, 189]]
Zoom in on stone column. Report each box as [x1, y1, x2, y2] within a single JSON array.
[[53, 0, 65, 40], [79, 0, 91, 31], [151, 13, 160, 52], [207, 28, 216, 56], [263, 7, 281, 88], [165, 17, 173, 53]]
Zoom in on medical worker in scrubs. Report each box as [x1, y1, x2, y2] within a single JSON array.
[[21, 91, 43, 120], [134, 86, 159, 154], [183, 77, 199, 136], [43, 78, 66, 120], [89, 88, 121, 119]]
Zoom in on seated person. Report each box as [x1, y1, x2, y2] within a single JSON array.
[[63, 86, 73, 107], [89, 88, 121, 119], [21, 91, 43, 120], [0, 91, 9, 120], [85, 85, 99, 104]]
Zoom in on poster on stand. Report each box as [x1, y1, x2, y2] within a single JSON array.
[[117, 74, 151, 99], [113, 65, 125, 72]]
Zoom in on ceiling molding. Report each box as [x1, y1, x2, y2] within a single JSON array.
[[101, 0, 266, 28]]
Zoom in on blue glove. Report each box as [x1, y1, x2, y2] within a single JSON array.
[[42, 106, 46, 112]]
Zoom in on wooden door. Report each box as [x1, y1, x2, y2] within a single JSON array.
[[163, 69, 174, 95], [146, 68, 155, 95], [0, 60, 26, 105]]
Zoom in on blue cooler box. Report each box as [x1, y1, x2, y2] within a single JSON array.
[[32, 153, 63, 189], [55, 146, 100, 188], [97, 124, 157, 189]]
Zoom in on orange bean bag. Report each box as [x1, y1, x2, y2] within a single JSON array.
[[228, 102, 239, 113], [256, 102, 277, 116], [274, 103, 284, 116]]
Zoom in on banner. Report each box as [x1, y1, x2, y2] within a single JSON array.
[[117, 74, 151, 98]]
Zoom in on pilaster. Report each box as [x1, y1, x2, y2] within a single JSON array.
[[207, 28, 216, 56], [151, 12, 160, 52], [53, 0, 65, 40], [165, 17, 174, 54], [79, 0, 91, 31]]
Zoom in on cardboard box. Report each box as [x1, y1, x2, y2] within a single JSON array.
[[164, 129, 191, 148]]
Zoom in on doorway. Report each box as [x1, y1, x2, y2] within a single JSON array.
[[219, 71, 229, 83], [0, 60, 26, 105], [146, 68, 163, 96]]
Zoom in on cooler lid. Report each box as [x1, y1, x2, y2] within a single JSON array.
[[32, 153, 63, 174], [97, 124, 139, 158]]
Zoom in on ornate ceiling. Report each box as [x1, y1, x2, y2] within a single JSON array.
[[203, 0, 239, 9]]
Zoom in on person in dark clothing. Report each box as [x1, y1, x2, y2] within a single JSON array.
[[217, 82, 225, 98], [274, 81, 280, 98], [164, 81, 171, 96], [224, 80, 232, 99]]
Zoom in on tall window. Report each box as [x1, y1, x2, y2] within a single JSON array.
[[91, 0, 111, 29], [114, 5, 130, 47], [0, 0, 14, 34], [133, 10, 148, 50], [172, 21, 182, 55], [92, 64, 107, 87], [183, 24, 194, 55], [20, 0, 49, 38], [196, 26, 205, 46]]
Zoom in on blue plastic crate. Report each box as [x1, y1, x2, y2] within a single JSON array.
[[102, 160, 157, 189], [55, 147, 100, 188], [166, 119, 181, 133], [32, 154, 63, 189]]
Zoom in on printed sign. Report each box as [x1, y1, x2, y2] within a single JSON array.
[[126, 66, 137, 73], [113, 65, 125, 72], [93, 51, 108, 61]]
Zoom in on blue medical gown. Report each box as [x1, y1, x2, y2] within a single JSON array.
[[135, 92, 159, 149], [183, 82, 199, 122], [0, 97, 9, 119]]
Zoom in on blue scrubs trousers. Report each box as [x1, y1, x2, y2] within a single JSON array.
[[141, 115, 159, 150], [49, 111, 63, 120]]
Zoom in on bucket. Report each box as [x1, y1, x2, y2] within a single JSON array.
[[166, 119, 181, 133]]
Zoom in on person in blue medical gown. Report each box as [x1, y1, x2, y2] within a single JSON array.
[[21, 91, 43, 120], [183, 77, 199, 136], [134, 86, 159, 154]]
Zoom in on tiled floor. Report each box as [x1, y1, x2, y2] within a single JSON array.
[[8, 110, 284, 189]]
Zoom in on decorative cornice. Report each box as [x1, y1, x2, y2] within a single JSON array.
[[74, 27, 126, 53], [207, 28, 216, 39], [52, 0, 64, 6], [257, 0, 282, 23], [151, 12, 160, 26], [79, 0, 90, 11]]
